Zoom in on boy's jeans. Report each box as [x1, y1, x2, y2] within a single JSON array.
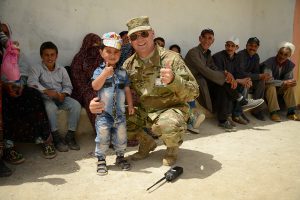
[[44, 96, 81, 132], [95, 112, 127, 158]]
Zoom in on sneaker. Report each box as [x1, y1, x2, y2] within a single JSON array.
[[240, 98, 264, 112], [232, 116, 248, 125], [251, 111, 265, 121], [116, 156, 131, 171], [218, 120, 237, 132], [271, 113, 281, 122], [41, 143, 57, 159], [287, 114, 300, 121], [0, 159, 13, 177], [3, 148, 25, 165]]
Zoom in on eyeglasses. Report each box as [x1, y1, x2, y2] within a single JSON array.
[[129, 31, 149, 41]]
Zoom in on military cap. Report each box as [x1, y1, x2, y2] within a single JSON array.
[[126, 16, 152, 36]]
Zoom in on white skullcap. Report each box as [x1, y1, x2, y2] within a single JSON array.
[[226, 36, 239, 46], [278, 41, 295, 56]]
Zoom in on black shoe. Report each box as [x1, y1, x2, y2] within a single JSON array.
[[65, 131, 80, 151], [52, 131, 69, 152], [251, 111, 266, 121], [241, 113, 250, 123], [0, 159, 13, 177]]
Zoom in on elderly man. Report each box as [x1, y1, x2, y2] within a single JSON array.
[[90, 16, 199, 166], [185, 29, 264, 132], [261, 42, 299, 122]]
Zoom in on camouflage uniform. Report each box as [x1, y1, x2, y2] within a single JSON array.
[[123, 46, 199, 148]]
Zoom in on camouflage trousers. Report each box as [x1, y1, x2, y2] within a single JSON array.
[[127, 107, 189, 147]]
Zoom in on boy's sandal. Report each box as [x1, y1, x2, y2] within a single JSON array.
[[97, 160, 108, 175], [116, 157, 131, 171]]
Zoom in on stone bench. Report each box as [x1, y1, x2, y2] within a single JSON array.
[[57, 108, 94, 136]]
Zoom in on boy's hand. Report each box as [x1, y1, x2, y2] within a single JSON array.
[[57, 92, 66, 102], [103, 62, 114, 78]]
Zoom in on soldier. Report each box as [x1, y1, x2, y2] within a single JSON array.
[[90, 16, 199, 166]]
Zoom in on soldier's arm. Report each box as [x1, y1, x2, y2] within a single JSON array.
[[166, 55, 199, 102]]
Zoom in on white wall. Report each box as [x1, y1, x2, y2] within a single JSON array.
[[0, 0, 295, 67]]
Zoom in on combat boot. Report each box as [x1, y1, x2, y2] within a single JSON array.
[[162, 147, 179, 166], [129, 132, 157, 161]]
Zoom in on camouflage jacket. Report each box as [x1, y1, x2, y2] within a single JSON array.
[[123, 46, 199, 120]]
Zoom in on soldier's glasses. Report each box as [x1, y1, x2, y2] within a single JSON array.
[[129, 31, 149, 41]]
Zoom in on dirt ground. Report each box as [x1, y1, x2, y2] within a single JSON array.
[[1, 113, 300, 200]]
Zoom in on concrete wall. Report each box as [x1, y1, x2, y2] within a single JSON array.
[[0, 0, 295, 68]]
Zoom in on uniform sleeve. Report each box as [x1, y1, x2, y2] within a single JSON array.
[[166, 55, 199, 102], [61, 67, 73, 95]]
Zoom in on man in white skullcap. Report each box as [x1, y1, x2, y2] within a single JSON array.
[[261, 41, 299, 122]]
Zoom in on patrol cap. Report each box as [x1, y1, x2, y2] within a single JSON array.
[[247, 37, 260, 46], [101, 32, 122, 50], [126, 16, 152, 36], [226, 36, 239, 46]]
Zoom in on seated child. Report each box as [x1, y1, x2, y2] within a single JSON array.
[[92, 32, 134, 175], [28, 41, 81, 152]]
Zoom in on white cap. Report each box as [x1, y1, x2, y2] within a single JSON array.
[[226, 36, 239, 46], [278, 41, 295, 56], [101, 32, 122, 50]]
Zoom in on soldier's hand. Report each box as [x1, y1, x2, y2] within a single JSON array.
[[89, 97, 105, 114], [128, 105, 135, 115], [160, 61, 174, 85]]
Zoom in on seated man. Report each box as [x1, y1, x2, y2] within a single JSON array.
[[213, 36, 253, 125], [28, 42, 81, 151], [237, 37, 271, 121], [185, 29, 264, 132], [261, 42, 299, 122]]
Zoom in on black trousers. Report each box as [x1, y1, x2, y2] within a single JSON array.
[[207, 80, 240, 121]]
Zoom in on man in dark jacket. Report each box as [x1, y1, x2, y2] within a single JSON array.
[[237, 37, 271, 120]]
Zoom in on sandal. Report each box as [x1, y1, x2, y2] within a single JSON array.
[[97, 159, 108, 176], [3, 147, 25, 165], [116, 156, 131, 171], [41, 143, 57, 159]]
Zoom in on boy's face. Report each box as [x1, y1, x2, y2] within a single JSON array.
[[100, 46, 121, 66], [41, 48, 57, 69]]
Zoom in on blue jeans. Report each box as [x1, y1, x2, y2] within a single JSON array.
[[95, 112, 127, 158], [44, 96, 81, 132]]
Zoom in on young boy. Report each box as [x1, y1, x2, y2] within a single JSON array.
[[92, 32, 134, 175], [28, 41, 81, 152]]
